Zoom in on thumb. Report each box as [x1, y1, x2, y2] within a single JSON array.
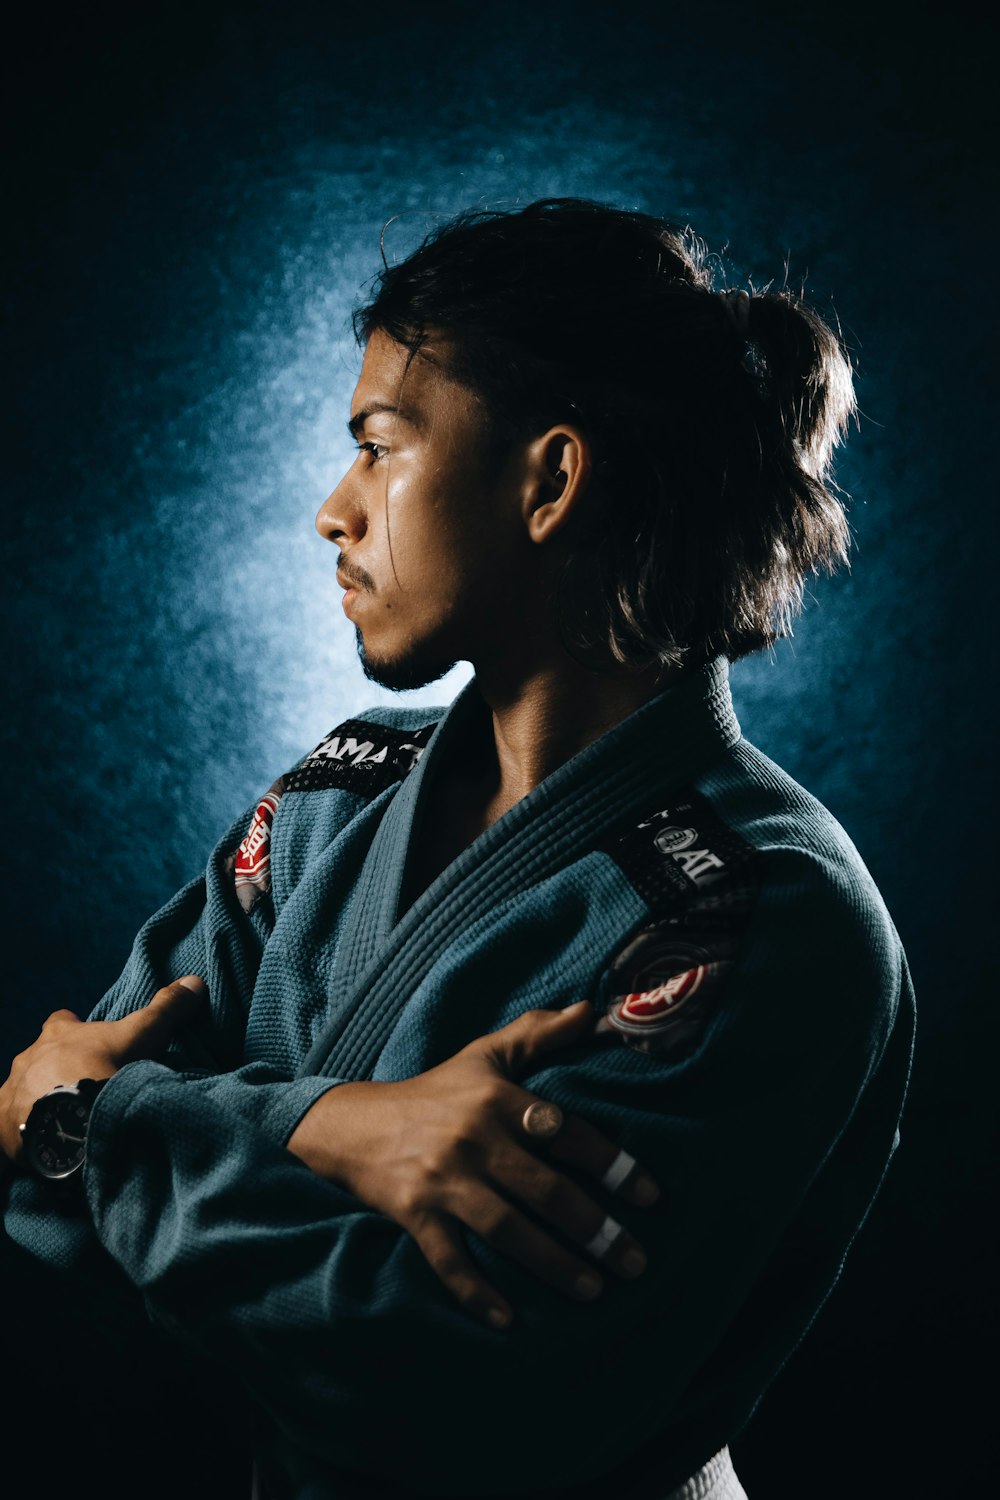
[[114, 976, 207, 1059], [479, 1000, 594, 1078]]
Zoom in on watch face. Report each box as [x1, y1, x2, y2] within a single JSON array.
[[23, 1091, 90, 1179]]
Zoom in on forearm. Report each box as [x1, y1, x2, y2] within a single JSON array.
[[79, 1015, 876, 1496], [84, 1061, 641, 1493]]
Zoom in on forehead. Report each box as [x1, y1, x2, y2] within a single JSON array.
[[351, 327, 480, 427]]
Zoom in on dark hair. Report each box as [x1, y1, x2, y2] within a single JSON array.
[[354, 198, 856, 670]]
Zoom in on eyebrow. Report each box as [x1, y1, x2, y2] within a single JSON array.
[[346, 401, 417, 441]]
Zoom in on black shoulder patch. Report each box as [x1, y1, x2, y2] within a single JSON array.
[[282, 718, 439, 796], [594, 788, 760, 1057], [596, 787, 757, 914], [224, 718, 440, 916]]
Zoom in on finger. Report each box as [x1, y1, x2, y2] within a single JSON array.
[[491, 1144, 649, 1281], [499, 1079, 660, 1207], [460, 1187, 606, 1303], [409, 1215, 513, 1331], [112, 976, 207, 1059], [545, 1113, 660, 1208], [477, 1001, 595, 1077], [548, 1116, 656, 1206], [41, 1009, 82, 1030]]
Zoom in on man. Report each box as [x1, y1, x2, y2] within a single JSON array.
[[1, 199, 914, 1499]]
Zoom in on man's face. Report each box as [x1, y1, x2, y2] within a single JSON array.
[[316, 328, 524, 691]]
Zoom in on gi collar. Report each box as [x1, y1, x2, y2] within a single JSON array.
[[300, 655, 741, 1080]]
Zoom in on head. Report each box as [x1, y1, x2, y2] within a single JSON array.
[[316, 197, 856, 692]]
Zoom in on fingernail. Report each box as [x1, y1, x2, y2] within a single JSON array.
[[574, 1272, 603, 1300], [630, 1176, 659, 1205], [487, 1307, 511, 1329], [621, 1248, 647, 1278], [177, 976, 207, 996]]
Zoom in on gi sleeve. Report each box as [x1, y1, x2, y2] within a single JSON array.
[[79, 845, 912, 1496], [1, 792, 338, 1284], [82, 795, 341, 1148], [1, 791, 340, 1280]]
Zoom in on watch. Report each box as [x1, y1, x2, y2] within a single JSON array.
[[18, 1078, 108, 1188]]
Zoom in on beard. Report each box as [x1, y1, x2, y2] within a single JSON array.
[[355, 626, 460, 692]]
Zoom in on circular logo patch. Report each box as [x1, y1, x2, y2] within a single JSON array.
[[653, 826, 698, 854], [618, 965, 706, 1022], [604, 927, 728, 1056]]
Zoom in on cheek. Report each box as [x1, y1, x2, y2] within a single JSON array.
[[378, 466, 453, 565], [377, 452, 516, 605]]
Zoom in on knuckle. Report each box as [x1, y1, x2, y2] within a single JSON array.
[[479, 1203, 514, 1239], [436, 1265, 483, 1308], [477, 1076, 510, 1112], [395, 1184, 430, 1221], [430, 1248, 464, 1280], [512, 1153, 553, 1200], [444, 1265, 480, 1303], [531, 1173, 562, 1212], [454, 1280, 488, 1310], [429, 1136, 474, 1181], [417, 1235, 456, 1273], [421, 1139, 452, 1174]]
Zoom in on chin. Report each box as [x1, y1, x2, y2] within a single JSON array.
[[356, 628, 459, 693]]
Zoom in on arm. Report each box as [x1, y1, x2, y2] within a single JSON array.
[[0, 793, 339, 1280], [81, 801, 341, 1145], [79, 851, 909, 1494], [3, 804, 659, 1314]]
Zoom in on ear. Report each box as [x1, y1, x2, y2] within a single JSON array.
[[520, 426, 594, 545]]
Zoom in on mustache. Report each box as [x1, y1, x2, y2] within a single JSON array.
[[338, 561, 375, 592]]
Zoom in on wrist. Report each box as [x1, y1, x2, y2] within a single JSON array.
[[18, 1078, 109, 1200], [286, 1080, 379, 1185]]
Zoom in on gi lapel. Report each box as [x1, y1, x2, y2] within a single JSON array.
[[299, 657, 741, 1080]]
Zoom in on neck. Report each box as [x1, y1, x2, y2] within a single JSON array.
[[466, 649, 679, 817]]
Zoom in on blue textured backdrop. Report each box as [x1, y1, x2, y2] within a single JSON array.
[[3, 2, 994, 1493]]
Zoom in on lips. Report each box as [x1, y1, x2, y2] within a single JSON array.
[[337, 568, 365, 595]]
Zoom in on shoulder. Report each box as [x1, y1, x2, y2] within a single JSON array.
[[696, 738, 899, 952], [590, 732, 908, 1075], [692, 738, 906, 1037], [224, 705, 446, 914], [279, 704, 446, 794]]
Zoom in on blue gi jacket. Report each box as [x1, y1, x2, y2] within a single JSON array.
[[2, 657, 915, 1497]]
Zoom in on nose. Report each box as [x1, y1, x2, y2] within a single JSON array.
[[315, 473, 365, 545]]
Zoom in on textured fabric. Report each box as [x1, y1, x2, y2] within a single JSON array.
[[1, 657, 914, 1498], [663, 1447, 747, 1500]]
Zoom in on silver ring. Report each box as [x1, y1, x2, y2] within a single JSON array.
[[583, 1214, 625, 1263], [521, 1100, 564, 1139], [600, 1147, 637, 1193]]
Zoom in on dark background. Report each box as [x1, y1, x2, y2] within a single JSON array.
[[3, 1, 995, 1494]]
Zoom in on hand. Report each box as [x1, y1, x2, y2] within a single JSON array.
[[287, 1000, 660, 1328], [0, 977, 206, 1164]]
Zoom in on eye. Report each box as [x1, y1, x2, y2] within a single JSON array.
[[355, 440, 389, 464]]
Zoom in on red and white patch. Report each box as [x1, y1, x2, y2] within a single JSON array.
[[601, 933, 731, 1056], [234, 792, 281, 890], [618, 965, 707, 1022]]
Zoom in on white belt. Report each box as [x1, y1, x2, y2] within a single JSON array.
[[663, 1445, 748, 1500]]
